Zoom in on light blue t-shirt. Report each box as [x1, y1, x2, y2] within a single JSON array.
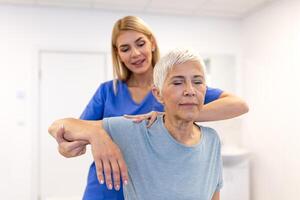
[[103, 115, 223, 200]]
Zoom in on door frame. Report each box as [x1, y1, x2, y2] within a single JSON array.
[[32, 49, 109, 200]]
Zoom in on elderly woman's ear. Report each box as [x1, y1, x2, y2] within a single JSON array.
[[152, 86, 164, 105]]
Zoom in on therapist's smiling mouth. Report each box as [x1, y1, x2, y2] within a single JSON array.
[[131, 58, 146, 66]]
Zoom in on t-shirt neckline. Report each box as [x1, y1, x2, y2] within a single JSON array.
[[157, 115, 204, 149]]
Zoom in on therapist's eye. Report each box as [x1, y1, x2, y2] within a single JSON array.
[[119, 46, 130, 53], [120, 48, 129, 53], [137, 41, 145, 47]]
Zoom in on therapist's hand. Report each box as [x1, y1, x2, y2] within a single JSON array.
[[88, 129, 129, 191], [124, 111, 164, 128], [55, 126, 88, 158]]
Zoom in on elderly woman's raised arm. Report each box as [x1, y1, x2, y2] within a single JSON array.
[[212, 191, 220, 200], [48, 118, 99, 141], [48, 118, 129, 191]]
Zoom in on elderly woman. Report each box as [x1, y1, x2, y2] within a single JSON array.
[[49, 49, 223, 200]]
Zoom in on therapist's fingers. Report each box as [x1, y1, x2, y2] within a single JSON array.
[[110, 159, 121, 191], [55, 125, 67, 143], [123, 114, 142, 118], [56, 125, 87, 157], [146, 111, 159, 128], [58, 140, 87, 158], [103, 160, 113, 190], [123, 114, 145, 123]]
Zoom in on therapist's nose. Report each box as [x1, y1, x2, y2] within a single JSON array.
[[131, 47, 141, 57]]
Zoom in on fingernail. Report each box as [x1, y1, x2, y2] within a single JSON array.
[[115, 184, 120, 191], [108, 184, 113, 190], [100, 179, 104, 184], [123, 180, 128, 185]]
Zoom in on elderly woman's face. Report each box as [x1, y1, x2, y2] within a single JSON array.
[[159, 61, 206, 121]]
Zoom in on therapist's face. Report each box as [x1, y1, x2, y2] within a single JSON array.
[[154, 61, 206, 122], [116, 30, 155, 76]]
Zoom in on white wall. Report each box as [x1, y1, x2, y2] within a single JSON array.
[[0, 4, 242, 199], [241, 0, 300, 199]]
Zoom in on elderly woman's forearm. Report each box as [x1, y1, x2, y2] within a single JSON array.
[[48, 118, 103, 143], [211, 191, 220, 200]]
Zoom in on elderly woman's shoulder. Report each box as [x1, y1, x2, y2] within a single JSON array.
[[200, 126, 221, 143]]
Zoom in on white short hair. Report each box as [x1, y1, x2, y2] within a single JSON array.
[[153, 48, 206, 92]]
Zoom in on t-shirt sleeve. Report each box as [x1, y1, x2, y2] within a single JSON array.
[[102, 117, 136, 149], [215, 138, 223, 192], [215, 165, 223, 191], [80, 83, 105, 120], [204, 86, 223, 104]]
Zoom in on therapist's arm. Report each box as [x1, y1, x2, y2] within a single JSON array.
[[48, 118, 128, 191], [197, 92, 249, 122], [125, 92, 248, 126], [212, 191, 220, 200]]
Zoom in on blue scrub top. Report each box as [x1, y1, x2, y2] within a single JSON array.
[[81, 80, 223, 200]]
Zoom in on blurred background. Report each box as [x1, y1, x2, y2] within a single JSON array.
[[0, 0, 299, 199]]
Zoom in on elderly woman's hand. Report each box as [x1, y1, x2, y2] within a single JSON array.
[[124, 111, 164, 127], [88, 129, 129, 191]]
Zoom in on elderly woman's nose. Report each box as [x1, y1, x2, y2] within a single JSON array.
[[183, 82, 196, 96]]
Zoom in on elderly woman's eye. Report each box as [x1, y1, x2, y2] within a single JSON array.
[[194, 80, 203, 84], [173, 81, 182, 85]]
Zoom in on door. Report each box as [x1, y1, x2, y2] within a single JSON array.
[[39, 51, 107, 200]]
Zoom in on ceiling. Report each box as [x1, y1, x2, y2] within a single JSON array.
[[0, 0, 275, 18]]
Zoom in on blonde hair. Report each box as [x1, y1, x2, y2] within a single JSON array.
[[153, 48, 206, 93], [111, 16, 160, 93]]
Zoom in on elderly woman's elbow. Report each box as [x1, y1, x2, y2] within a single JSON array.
[[48, 118, 67, 138], [48, 121, 58, 138], [48, 122, 57, 137]]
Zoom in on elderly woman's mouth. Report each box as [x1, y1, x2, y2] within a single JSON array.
[[179, 103, 198, 106]]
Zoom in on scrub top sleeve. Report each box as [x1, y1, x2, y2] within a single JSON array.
[[80, 83, 106, 120], [204, 86, 223, 104]]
